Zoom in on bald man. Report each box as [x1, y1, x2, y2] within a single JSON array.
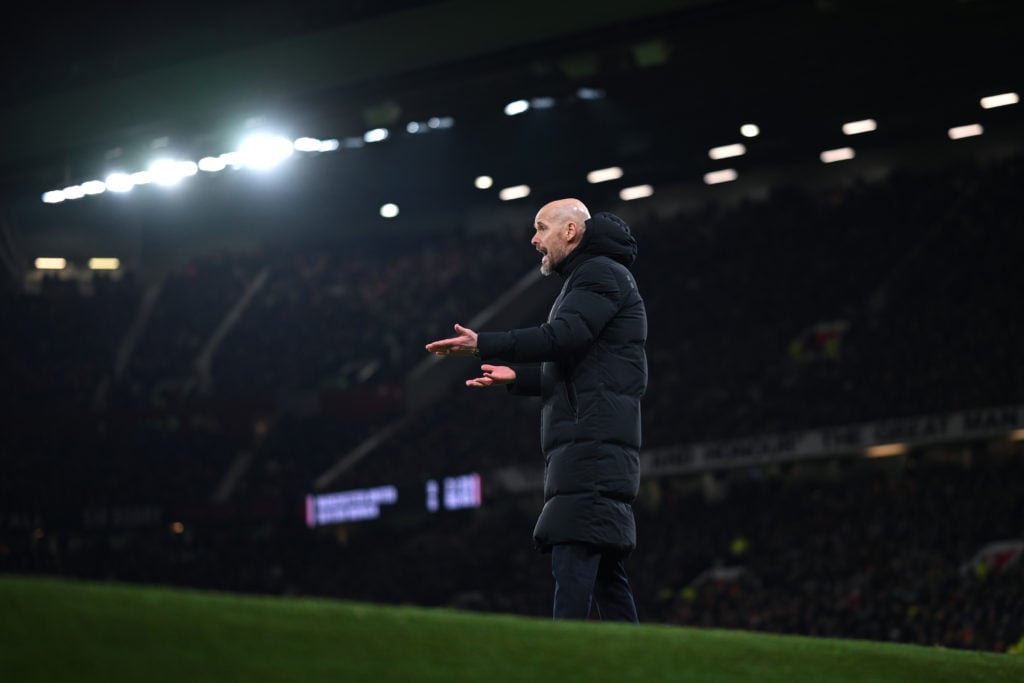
[[426, 198, 648, 622]]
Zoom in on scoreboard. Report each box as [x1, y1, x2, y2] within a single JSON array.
[[305, 472, 482, 528]]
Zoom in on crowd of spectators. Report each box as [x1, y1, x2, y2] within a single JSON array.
[[635, 448, 1024, 652], [2, 151, 1022, 654], [1, 270, 139, 413], [634, 155, 1023, 445], [115, 250, 259, 405], [211, 229, 526, 398]]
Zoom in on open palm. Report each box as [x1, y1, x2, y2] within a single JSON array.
[[466, 364, 516, 388]]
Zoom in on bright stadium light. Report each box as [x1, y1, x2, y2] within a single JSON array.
[[363, 128, 389, 143], [980, 92, 1018, 109], [379, 203, 399, 218], [88, 258, 120, 270], [474, 175, 494, 189], [531, 96, 556, 109], [586, 166, 624, 184], [105, 173, 134, 192], [430, 116, 454, 129], [149, 159, 197, 186], [238, 134, 295, 169], [41, 190, 66, 204], [81, 180, 106, 195], [842, 118, 877, 135], [499, 184, 531, 201], [407, 121, 423, 134], [704, 169, 737, 185], [319, 139, 340, 152], [35, 257, 67, 270], [293, 137, 322, 152], [130, 170, 154, 186], [198, 156, 226, 173], [504, 99, 530, 116], [820, 147, 855, 163], [62, 185, 86, 199], [740, 123, 760, 138], [948, 124, 983, 140], [619, 184, 653, 201], [709, 143, 746, 160], [576, 87, 605, 100], [219, 151, 243, 168]]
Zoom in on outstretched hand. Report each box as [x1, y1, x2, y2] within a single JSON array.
[[466, 364, 516, 388], [425, 323, 478, 357]]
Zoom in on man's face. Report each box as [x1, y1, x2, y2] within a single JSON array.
[[531, 213, 569, 276]]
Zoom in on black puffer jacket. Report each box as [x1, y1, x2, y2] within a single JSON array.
[[477, 211, 648, 554]]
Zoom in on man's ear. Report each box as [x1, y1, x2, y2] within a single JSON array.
[[565, 221, 578, 242]]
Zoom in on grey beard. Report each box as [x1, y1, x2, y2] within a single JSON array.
[[540, 262, 553, 276]]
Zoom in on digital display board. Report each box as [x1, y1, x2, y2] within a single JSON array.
[[434, 473, 482, 512], [306, 472, 482, 528], [305, 485, 398, 528]]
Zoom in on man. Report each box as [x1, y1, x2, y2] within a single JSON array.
[[425, 198, 648, 622]]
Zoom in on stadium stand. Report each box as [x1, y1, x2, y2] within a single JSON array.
[[1, 150, 1022, 654]]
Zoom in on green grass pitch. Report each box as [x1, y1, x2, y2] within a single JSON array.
[[1, 574, 1021, 682]]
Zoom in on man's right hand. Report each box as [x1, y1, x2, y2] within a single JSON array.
[[465, 365, 516, 388]]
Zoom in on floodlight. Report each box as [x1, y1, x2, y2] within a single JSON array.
[[820, 147, 855, 163], [842, 119, 877, 135], [504, 100, 529, 116], [948, 124, 983, 140], [130, 171, 154, 186], [35, 257, 67, 270], [81, 180, 106, 195], [149, 159, 196, 185], [105, 173, 134, 192], [980, 92, 1018, 109], [620, 185, 653, 201], [703, 169, 737, 185], [499, 185, 530, 200], [88, 258, 120, 270], [238, 135, 295, 169], [198, 157, 226, 173], [709, 144, 746, 160], [586, 167, 624, 184], [293, 137, 322, 152]]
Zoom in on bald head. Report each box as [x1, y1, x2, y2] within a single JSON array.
[[531, 198, 591, 276], [536, 198, 591, 230]]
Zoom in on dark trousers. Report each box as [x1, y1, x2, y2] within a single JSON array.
[[551, 543, 639, 622]]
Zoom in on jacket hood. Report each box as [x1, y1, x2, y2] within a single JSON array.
[[556, 211, 637, 275]]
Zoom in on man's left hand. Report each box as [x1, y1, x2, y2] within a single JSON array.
[[425, 323, 479, 357]]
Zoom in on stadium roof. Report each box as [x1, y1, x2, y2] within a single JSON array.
[[1, 0, 1021, 256]]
